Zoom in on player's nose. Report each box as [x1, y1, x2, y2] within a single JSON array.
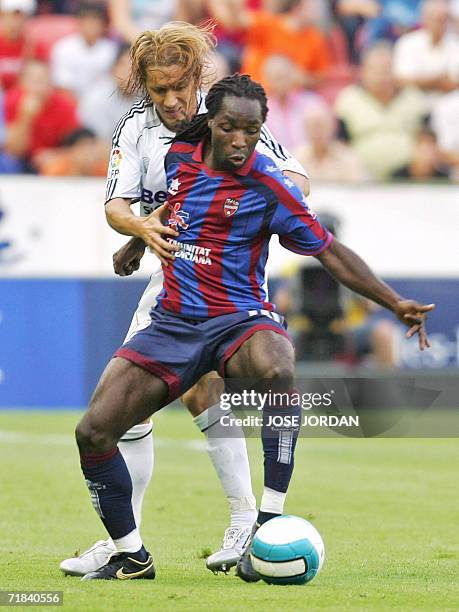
[[163, 89, 179, 109], [231, 131, 247, 149]]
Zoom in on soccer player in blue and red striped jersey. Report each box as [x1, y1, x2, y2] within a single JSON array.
[[75, 74, 434, 582], [157, 118, 332, 320]]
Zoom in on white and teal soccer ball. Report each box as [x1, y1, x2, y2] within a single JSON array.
[[250, 515, 325, 585]]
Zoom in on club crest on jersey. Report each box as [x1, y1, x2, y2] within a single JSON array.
[[223, 198, 240, 217], [168, 201, 189, 231]]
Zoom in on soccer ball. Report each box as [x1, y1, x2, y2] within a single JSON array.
[[250, 515, 325, 585]]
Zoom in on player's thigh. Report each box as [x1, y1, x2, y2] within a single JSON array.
[[77, 357, 168, 448], [181, 370, 224, 416], [225, 330, 295, 381]]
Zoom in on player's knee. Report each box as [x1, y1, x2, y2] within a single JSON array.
[[75, 419, 117, 454], [260, 361, 295, 387], [182, 372, 222, 416], [181, 383, 208, 416]]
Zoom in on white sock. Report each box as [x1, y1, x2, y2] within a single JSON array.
[[194, 405, 257, 529], [119, 421, 154, 528], [260, 487, 286, 515], [113, 528, 143, 553]]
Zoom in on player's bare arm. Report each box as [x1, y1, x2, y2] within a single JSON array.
[[316, 238, 435, 350]]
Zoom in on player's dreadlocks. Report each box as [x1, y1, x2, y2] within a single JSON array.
[[173, 74, 269, 144], [123, 21, 216, 98]]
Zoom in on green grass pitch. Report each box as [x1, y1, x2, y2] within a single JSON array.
[[1, 409, 458, 611]]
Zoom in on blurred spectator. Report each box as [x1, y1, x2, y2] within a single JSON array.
[[344, 297, 400, 367], [391, 127, 450, 179], [37, 127, 107, 175], [334, 43, 427, 179], [431, 86, 459, 167], [334, 1, 381, 63], [108, 0, 180, 43], [212, 0, 265, 72], [0, 0, 36, 91], [208, 0, 332, 90], [307, 0, 333, 31], [452, 0, 459, 23], [262, 54, 325, 150], [202, 50, 231, 90], [363, 0, 422, 43], [0, 89, 22, 171], [50, 2, 117, 100], [271, 269, 400, 367], [4, 59, 80, 170], [294, 102, 369, 182], [23, 12, 79, 62], [36, 1, 78, 13], [78, 44, 134, 141], [110, 1, 258, 69], [393, 0, 459, 105], [336, 1, 422, 62]]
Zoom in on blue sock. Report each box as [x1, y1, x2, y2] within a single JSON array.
[[262, 403, 301, 493], [80, 447, 137, 540]]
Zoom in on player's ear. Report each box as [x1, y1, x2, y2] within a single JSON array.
[[208, 119, 214, 129]]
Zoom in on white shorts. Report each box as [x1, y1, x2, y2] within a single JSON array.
[[124, 267, 164, 343]]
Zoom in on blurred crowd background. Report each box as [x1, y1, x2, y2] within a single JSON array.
[[1, 0, 458, 409], [1, 0, 459, 182]]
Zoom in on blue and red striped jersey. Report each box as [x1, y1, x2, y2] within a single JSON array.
[[158, 139, 333, 318]]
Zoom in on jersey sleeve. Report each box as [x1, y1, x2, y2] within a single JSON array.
[[104, 106, 144, 204], [256, 124, 309, 178], [266, 171, 332, 256]]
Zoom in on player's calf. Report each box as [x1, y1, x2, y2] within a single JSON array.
[[61, 418, 155, 576], [74, 358, 167, 578]]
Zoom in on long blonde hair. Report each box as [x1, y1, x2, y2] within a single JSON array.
[[124, 21, 217, 98]]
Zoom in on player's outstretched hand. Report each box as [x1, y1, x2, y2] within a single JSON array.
[[393, 300, 436, 351], [138, 204, 179, 266], [113, 237, 146, 276]]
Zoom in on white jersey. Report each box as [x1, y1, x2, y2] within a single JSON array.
[[105, 94, 309, 341]]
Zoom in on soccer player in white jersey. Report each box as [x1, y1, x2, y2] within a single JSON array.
[[60, 21, 310, 577]]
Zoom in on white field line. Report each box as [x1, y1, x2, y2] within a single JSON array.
[[0, 430, 206, 451]]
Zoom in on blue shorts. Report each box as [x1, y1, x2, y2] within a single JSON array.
[[114, 307, 291, 402]]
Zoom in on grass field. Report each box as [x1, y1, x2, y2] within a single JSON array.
[[1, 409, 458, 611]]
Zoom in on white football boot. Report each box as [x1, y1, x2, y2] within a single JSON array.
[[60, 539, 116, 576], [206, 526, 252, 574]]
